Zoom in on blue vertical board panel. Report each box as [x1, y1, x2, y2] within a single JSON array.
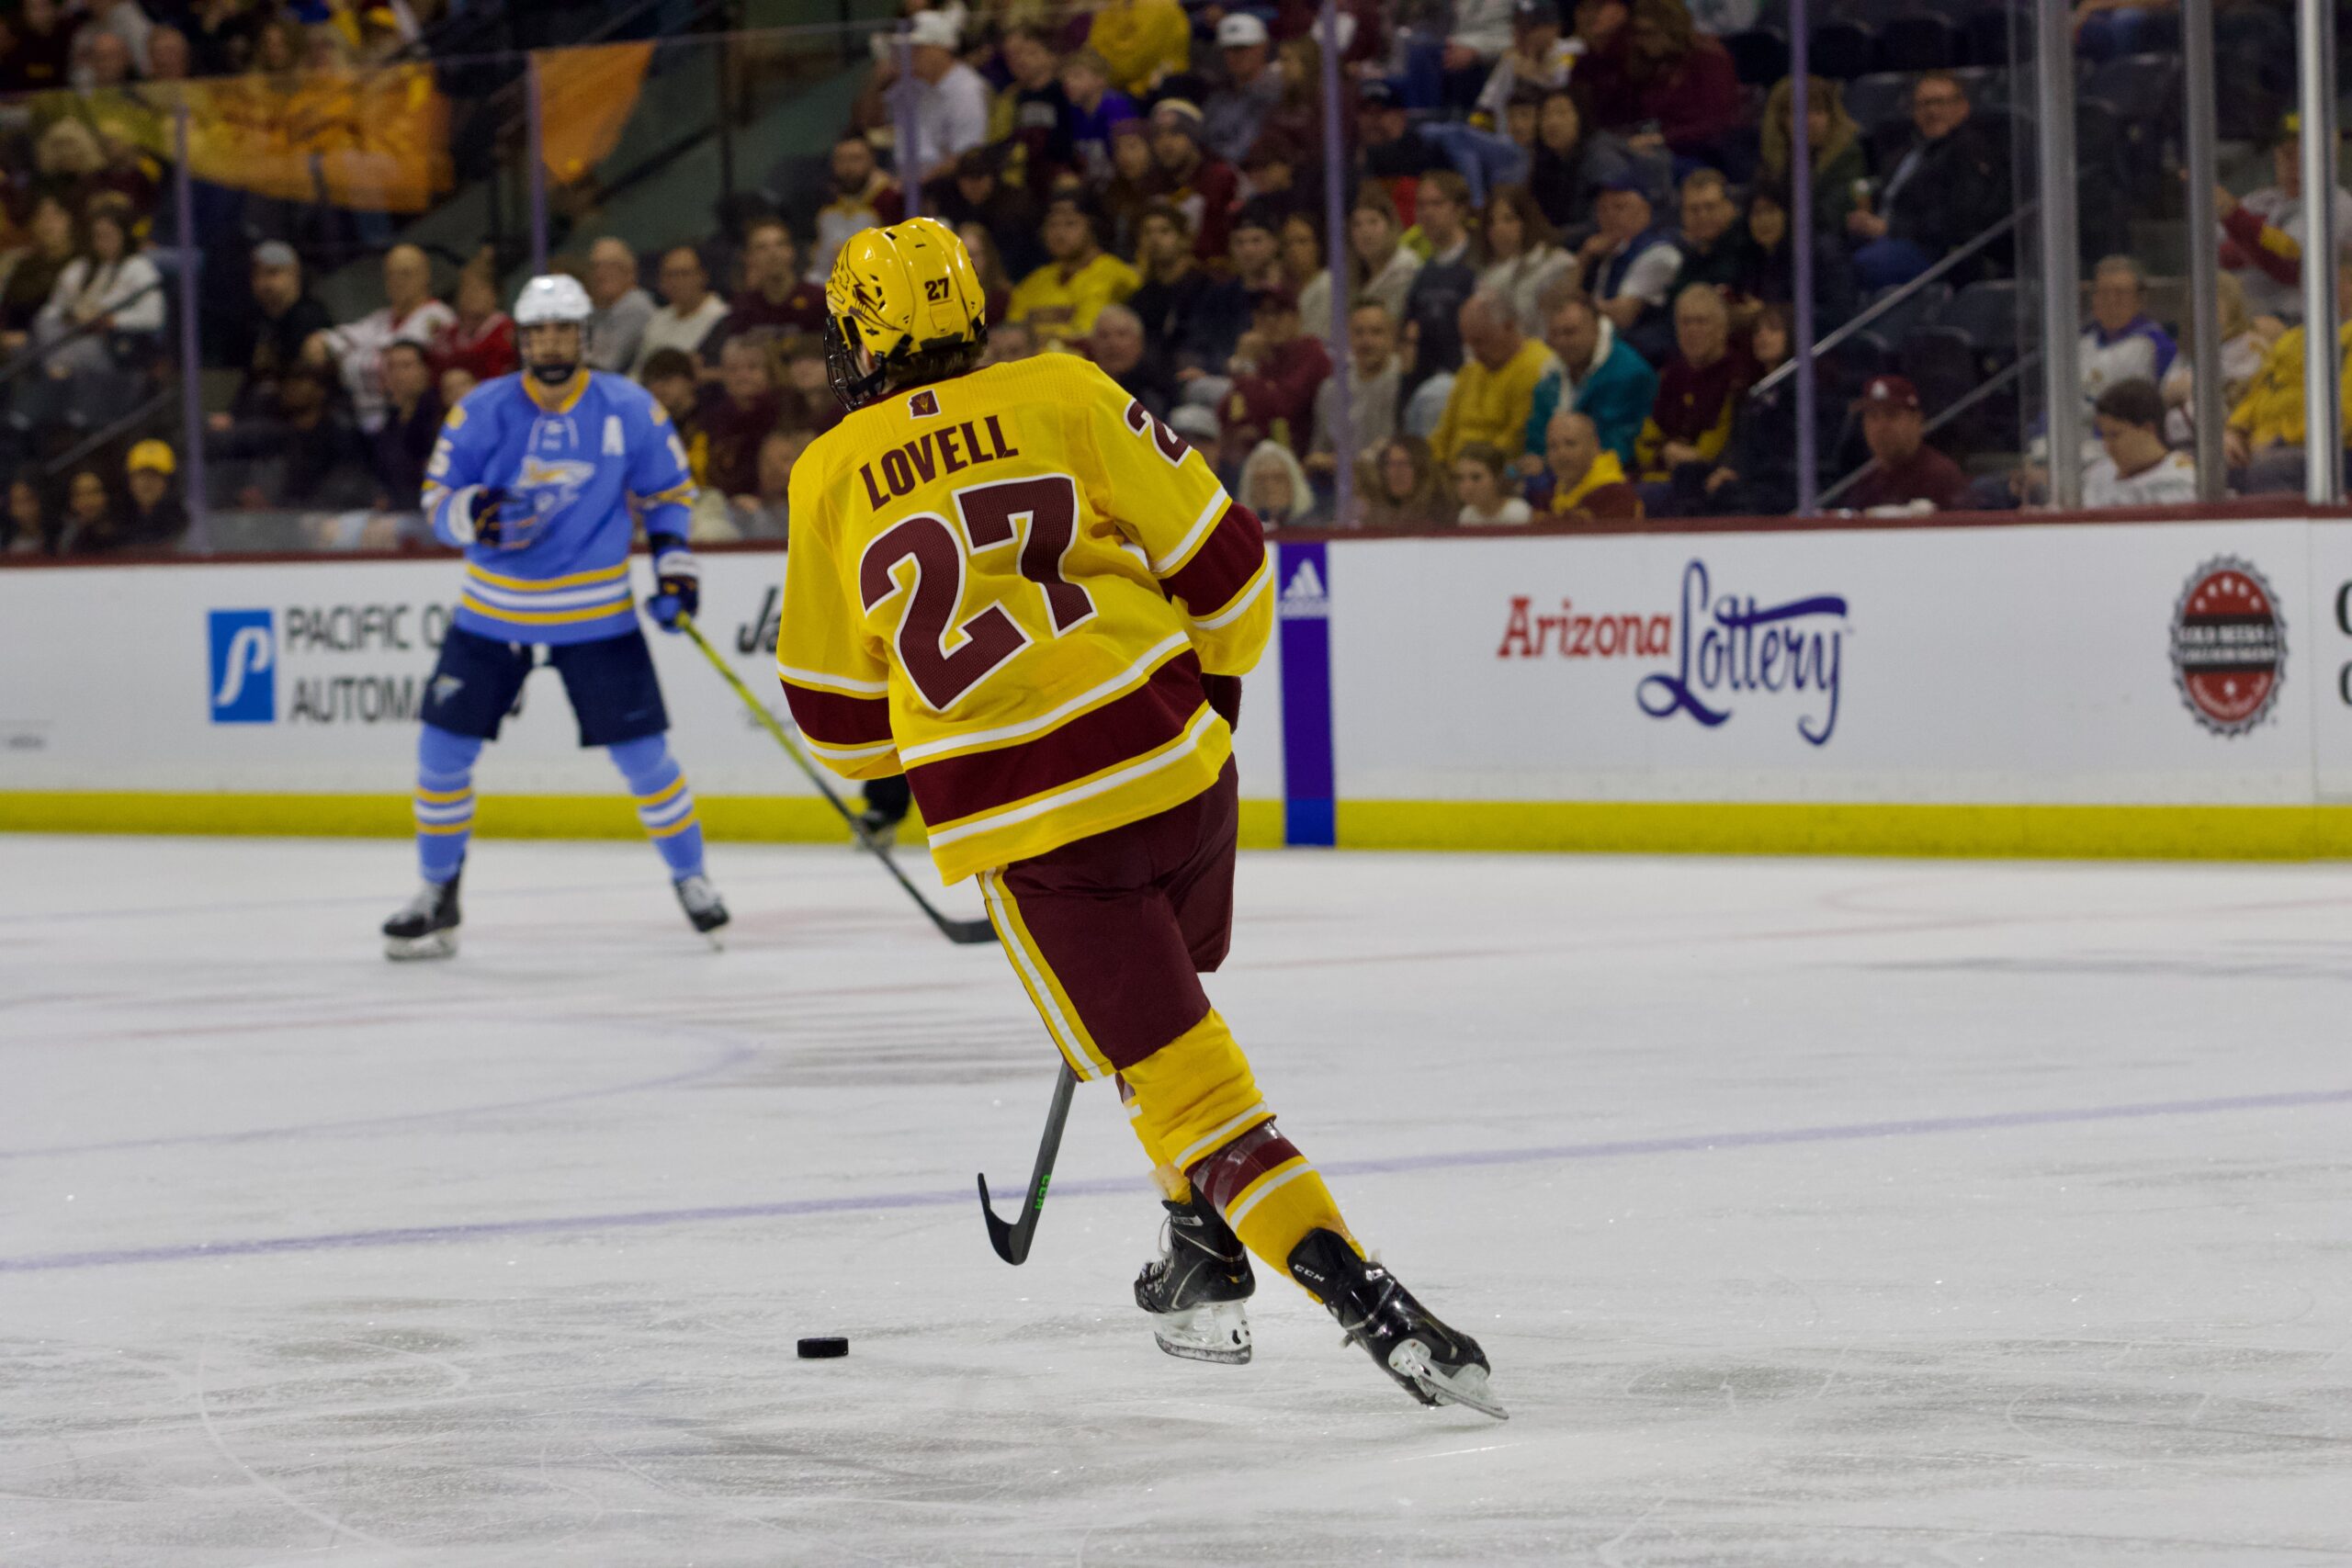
[[1276, 541, 1335, 846]]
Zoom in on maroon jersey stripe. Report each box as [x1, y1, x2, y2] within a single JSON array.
[[781, 682, 894, 747], [1161, 503, 1267, 621], [910, 650, 1206, 826]]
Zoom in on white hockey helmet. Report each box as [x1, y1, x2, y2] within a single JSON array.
[[514, 274, 593, 327]]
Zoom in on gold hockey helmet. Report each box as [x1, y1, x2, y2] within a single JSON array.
[[823, 217, 989, 412]]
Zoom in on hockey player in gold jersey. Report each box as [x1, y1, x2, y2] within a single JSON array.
[[779, 216, 1503, 1418]]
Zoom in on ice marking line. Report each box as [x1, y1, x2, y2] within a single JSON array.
[[0, 1039, 760, 1161], [6, 1084, 2347, 1274]]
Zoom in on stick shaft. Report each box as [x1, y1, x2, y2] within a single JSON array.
[[677, 615, 990, 942]]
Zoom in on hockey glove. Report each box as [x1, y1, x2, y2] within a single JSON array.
[[1202, 673, 1242, 733], [445, 486, 532, 549], [648, 547, 700, 632]]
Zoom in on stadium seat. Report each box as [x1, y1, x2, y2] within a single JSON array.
[[1937, 280, 2023, 359], [2086, 53, 2182, 130], [1723, 28, 1790, 89], [2074, 97, 2135, 255], [1824, 327, 1894, 390], [1877, 14, 1961, 72], [1812, 20, 1878, 81], [1844, 72, 1915, 140], [2086, 53, 2181, 209], [1950, 66, 2008, 111], [1897, 326, 1983, 424], [1860, 280, 1952, 345]]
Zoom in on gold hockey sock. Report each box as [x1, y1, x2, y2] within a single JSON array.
[[1117, 1074, 1191, 1202], [1119, 1010, 1358, 1280], [1187, 1122, 1358, 1285]]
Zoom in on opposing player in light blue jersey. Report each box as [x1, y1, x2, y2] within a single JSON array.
[[381, 275, 729, 959]]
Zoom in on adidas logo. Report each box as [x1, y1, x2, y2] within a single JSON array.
[[1279, 558, 1329, 621]]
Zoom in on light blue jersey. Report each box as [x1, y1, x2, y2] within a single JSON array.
[[424, 371, 697, 646]]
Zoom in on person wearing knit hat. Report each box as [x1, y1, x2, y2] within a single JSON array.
[[1150, 98, 1241, 264]]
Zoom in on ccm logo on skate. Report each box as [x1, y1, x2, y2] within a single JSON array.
[[208, 609, 276, 724]]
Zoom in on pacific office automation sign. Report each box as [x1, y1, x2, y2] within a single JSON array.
[[206, 601, 458, 726], [1496, 557, 1849, 746]]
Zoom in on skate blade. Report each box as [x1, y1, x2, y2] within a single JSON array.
[[698, 929, 727, 953], [1390, 1340, 1509, 1421], [384, 931, 457, 962], [1151, 1301, 1252, 1365]]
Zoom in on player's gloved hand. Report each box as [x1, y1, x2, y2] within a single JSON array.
[[648, 547, 700, 632], [1202, 673, 1242, 732], [446, 486, 526, 549]]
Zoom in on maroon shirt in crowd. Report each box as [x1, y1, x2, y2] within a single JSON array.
[[1164, 156, 1243, 266], [1225, 333, 1333, 456], [698, 388, 783, 497], [1844, 445, 1970, 513], [1648, 345, 1757, 451], [1578, 33, 1743, 158], [725, 283, 828, 338]]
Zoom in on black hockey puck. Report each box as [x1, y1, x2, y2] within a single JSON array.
[[797, 1336, 849, 1359]]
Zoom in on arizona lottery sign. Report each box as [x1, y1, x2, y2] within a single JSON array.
[[1319, 521, 2315, 810]]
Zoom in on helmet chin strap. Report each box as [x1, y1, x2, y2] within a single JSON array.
[[530, 360, 581, 387]]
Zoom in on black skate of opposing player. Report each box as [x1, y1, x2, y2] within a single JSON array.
[[382, 874, 462, 962], [1289, 1229, 1506, 1419], [380, 867, 729, 960], [673, 873, 730, 947], [1135, 1190, 1255, 1363]]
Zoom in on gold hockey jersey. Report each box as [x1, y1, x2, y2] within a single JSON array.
[[777, 354, 1273, 884]]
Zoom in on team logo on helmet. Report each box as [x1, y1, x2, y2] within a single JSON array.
[[823, 219, 987, 412]]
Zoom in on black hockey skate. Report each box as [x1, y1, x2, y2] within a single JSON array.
[[1135, 1190, 1255, 1363], [1287, 1228, 1506, 1420], [673, 874, 730, 948], [382, 874, 460, 962]]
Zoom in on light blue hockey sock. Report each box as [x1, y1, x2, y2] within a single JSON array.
[[609, 733, 706, 881], [414, 724, 482, 884]]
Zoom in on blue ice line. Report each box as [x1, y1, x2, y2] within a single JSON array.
[[5, 1084, 2346, 1275]]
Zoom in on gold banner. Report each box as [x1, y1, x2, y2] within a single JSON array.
[[535, 42, 656, 187], [49, 64, 451, 215]]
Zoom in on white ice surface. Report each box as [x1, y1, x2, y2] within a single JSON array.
[[2, 836, 2349, 1566]]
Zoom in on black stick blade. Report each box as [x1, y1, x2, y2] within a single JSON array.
[[978, 1173, 1032, 1265], [944, 918, 1000, 945]]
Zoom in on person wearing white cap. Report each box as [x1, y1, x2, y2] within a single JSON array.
[[903, 7, 990, 183], [1201, 12, 1281, 166]]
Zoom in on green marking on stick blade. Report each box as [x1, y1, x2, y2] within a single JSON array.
[[1035, 1174, 1050, 1213]]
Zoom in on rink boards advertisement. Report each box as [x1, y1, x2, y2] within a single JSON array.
[[0, 553, 1288, 848], [7, 516, 2352, 858]]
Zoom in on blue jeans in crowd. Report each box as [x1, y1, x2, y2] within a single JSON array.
[[1853, 238, 1935, 295], [1417, 122, 1531, 208]]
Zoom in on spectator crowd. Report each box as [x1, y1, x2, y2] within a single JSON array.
[[0, 0, 2338, 556]]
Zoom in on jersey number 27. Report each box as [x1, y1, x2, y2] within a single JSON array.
[[859, 474, 1097, 711]]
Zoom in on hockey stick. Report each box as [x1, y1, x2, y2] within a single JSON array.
[[978, 1062, 1079, 1265], [676, 615, 998, 946]]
